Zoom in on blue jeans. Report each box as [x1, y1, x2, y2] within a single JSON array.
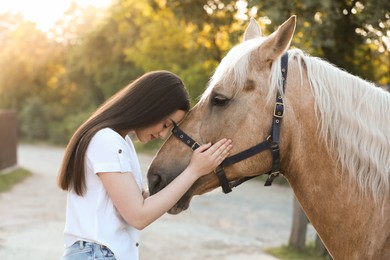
[[62, 241, 116, 260]]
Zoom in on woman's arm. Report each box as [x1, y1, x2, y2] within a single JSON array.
[[99, 138, 232, 230]]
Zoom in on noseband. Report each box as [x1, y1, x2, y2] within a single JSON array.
[[171, 53, 289, 193]]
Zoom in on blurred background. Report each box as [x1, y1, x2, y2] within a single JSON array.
[[0, 0, 389, 146], [0, 1, 389, 259]]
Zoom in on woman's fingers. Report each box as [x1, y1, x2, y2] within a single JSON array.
[[213, 139, 232, 157], [188, 139, 233, 176], [194, 139, 232, 166], [195, 142, 212, 153], [219, 143, 232, 160], [209, 140, 232, 168], [205, 138, 230, 154]]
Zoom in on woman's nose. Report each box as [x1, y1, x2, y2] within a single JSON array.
[[159, 128, 170, 139]]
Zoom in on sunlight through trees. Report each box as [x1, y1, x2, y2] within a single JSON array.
[[0, 0, 388, 143]]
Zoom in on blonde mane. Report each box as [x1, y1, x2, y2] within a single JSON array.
[[288, 49, 390, 202], [202, 40, 390, 202]]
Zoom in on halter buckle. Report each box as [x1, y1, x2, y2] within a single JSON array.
[[191, 142, 200, 151], [264, 171, 280, 186], [273, 102, 284, 118], [269, 171, 280, 177]]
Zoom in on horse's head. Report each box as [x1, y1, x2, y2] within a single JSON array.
[[147, 16, 296, 214]]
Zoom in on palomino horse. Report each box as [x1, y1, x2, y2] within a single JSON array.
[[147, 16, 390, 259]]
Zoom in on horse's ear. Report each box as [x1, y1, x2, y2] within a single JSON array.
[[262, 15, 296, 61], [243, 18, 262, 41]]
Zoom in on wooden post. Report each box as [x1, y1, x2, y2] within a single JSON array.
[[289, 194, 331, 257], [315, 233, 331, 257], [288, 195, 308, 251], [0, 110, 18, 170]]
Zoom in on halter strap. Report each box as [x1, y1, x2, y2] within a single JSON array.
[[171, 123, 200, 151], [264, 52, 289, 186], [171, 52, 289, 193]]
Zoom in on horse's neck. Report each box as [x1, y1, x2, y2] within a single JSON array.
[[282, 71, 390, 258], [282, 107, 390, 259], [285, 130, 390, 257]]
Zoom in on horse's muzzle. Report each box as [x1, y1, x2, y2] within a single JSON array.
[[147, 171, 166, 195]]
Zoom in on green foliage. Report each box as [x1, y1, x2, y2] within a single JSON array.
[[67, 4, 144, 100], [125, 13, 205, 98], [0, 168, 32, 193], [249, 0, 390, 84], [48, 108, 95, 145], [0, 17, 65, 110], [0, 0, 388, 145], [19, 97, 50, 141]]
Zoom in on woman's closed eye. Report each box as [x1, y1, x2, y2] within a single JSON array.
[[163, 122, 174, 130]]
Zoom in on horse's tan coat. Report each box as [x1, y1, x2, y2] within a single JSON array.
[[148, 16, 390, 259]]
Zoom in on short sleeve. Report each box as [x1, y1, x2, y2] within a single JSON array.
[[86, 129, 133, 174]]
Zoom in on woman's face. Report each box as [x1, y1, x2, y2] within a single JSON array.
[[135, 110, 187, 143]]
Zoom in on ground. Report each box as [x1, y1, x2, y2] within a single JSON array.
[[0, 144, 316, 260]]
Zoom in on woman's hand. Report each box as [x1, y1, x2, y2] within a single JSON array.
[[187, 138, 232, 178], [100, 139, 231, 230]]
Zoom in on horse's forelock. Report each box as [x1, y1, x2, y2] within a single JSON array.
[[200, 38, 265, 103]]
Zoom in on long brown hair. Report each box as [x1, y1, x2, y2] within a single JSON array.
[[58, 71, 190, 196]]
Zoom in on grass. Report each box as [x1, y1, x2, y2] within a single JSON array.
[[265, 243, 331, 260], [0, 168, 32, 193]]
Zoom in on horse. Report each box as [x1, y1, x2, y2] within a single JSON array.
[[147, 16, 390, 259]]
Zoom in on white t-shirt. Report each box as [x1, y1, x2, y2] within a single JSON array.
[[63, 128, 143, 260]]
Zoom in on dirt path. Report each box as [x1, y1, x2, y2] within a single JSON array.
[[0, 144, 316, 259]]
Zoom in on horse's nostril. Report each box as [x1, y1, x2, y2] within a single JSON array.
[[148, 173, 163, 195]]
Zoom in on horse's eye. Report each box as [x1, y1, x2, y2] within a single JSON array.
[[212, 95, 229, 106]]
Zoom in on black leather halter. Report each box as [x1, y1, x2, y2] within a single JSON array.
[[171, 53, 289, 193]]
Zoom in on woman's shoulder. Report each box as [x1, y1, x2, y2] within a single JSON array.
[[90, 128, 126, 147], [94, 127, 120, 138]]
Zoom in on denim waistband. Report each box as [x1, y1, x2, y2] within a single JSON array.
[[63, 240, 116, 260], [78, 240, 109, 250]]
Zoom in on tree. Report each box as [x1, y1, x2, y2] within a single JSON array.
[[153, 0, 389, 84], [60, 1, 146, 101], [2, 0, 387, 144], [248, 0, 390, 84], [147, 0, 253, 98], [0, 15, 64, 110]]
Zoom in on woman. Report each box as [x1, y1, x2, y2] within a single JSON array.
[[57, 71, 232, 260]]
